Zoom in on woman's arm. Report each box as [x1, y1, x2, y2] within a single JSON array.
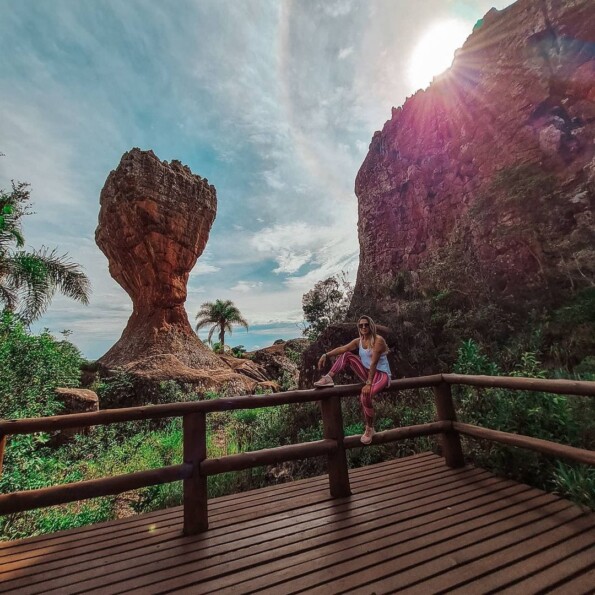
[[318, 338, 358, 369]]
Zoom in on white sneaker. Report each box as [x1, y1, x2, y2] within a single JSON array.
[[361, 426, 375, 445], [313, 375, 335, 388]]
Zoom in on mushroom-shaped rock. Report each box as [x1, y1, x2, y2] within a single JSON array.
[[95, 149, 227, 372]]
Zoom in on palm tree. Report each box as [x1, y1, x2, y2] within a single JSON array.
[[195, 299, 249, 347], [0, 181, 91, 322]]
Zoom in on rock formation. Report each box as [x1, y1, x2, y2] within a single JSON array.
[[247, 338, 310, 389], [352, 0, 594, 309], [95, 149, 254, 392], [350, 0, 595, 370], [54, 388, 99, 441]]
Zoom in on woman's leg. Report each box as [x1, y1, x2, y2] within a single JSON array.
[[360, 371, 390, 427], [328, 352, 368, 382]]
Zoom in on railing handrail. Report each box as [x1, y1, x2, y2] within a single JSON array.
[[0, 374, 444, 435], [1, 373, 593, 436], [443, 373, 595, 397], [0, 373, 593, 531]]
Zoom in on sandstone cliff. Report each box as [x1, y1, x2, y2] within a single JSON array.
[[351, 0, 594, 370]]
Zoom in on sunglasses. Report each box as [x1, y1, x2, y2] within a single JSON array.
[[358, 323, 370, 329]]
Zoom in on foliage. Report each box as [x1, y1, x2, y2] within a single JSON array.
[[452, 339, 594, 507], [0, 312, 82, 420], [301, 272, 353, 340], [195, 299, 248, 347], [0, 181, 90, 322], [231, 344, 246, 358], [552, 462, 595, 509]]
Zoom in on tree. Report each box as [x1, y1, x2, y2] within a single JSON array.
[[195, 299, 249, 347], [301, 272, 353, 340], [0, 181, 91, 323]]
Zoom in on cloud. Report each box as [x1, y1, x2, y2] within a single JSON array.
[[190, 262, 221, 276], [338, 47, 354, 59], [2, 0, 514, 358], [231, 280, 264, 293]]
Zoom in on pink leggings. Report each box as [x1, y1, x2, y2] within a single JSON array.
[[328, 352, 390, 425]]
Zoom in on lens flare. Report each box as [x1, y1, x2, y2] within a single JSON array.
[[407, 20, 471, 92]]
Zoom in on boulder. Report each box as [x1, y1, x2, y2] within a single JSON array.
[[54, 388, 99, 441]]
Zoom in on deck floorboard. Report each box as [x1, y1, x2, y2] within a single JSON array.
[[0, 453, 592, 594]]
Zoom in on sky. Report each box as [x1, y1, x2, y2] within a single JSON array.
[[0, 0, 512, 358]]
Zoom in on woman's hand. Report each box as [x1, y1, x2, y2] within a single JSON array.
[[317, 353, 328, 370], [362, 382, 372, 398]]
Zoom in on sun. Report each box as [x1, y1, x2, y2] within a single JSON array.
[[407, 20, 471, 92]]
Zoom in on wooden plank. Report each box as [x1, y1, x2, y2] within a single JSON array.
[[406, 512, 595, 594], [0, 456, 449, 572], [167, 485, 546, 595], [0, 453, 438, 556], [347, 502, 590, 595], [15, 468, 498, 592], [1, 454, 592, 595], [20, 480, 506, 594], [0, 463, 191, 515], [497, 547, 595, 595], [0, 455, 441, 564], [320, 396, 350, 497], [183, 412, 207, 534], [433, 383, 464, 467], [443, 373, 595, 397], [454, 421, 595, 465], [286, 497, 578, 595], [112, 476, 535, 594], [547, 563, 595, 595], [0, 461, 479, 588]]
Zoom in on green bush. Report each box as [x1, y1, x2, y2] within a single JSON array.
[[0, 312, 82, 420], [453, 339, 593, 507]]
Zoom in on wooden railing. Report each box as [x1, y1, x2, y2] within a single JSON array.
[[0, 373, 593, 535]]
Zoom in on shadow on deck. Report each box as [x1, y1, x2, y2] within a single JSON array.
[[0, 453, 593, 594]]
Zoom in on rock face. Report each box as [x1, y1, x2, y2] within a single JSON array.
[[247, 339, 310, 390], [96, 149, 253, 392], [54, 388, 99, 441], [351, 0, 595, 313]]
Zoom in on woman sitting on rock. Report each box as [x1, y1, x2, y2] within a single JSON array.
[[314, 315, 391, 444]]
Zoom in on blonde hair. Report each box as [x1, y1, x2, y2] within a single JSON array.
[[357, 315, 377, 346]]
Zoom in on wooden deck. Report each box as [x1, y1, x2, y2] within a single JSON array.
[[0, 452, 593, 594]]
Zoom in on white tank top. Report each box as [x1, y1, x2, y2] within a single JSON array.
[[359, 339, 392, 377]]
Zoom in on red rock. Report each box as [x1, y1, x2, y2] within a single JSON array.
[[352, 0, 595, 308], [96, 149, 239, 379]]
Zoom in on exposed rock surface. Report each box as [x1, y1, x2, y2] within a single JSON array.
[[96, 148, 227, 372], [351, 0, 595, 313], [247, 339, 310, 389], [54, 387, 99, 441]]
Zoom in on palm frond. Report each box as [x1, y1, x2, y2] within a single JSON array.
[[33, 248, 91, 305], [0, 280, 17, 312]]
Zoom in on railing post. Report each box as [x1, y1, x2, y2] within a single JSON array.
[[433, 382, 465, 468], [320, 396, 351, 497], [183, 412, 208, 534]]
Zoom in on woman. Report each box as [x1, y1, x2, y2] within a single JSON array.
[[314, 315, 391, 444]]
